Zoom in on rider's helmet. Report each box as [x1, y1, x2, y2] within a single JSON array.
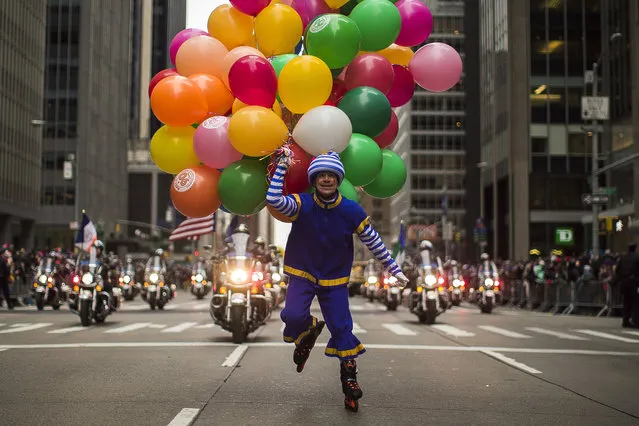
[[480, 252, 490, 261], [125, 254, 133, 262], [93, 240, 104, 255], [450, 260, 458, 267], [235, 223, 249, 234], [419, 240, 434, 251], [254, 236, 266, 246], [154, 248, 164, 257]]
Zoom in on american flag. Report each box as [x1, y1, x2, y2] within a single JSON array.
[[169, 213, 216, 241]]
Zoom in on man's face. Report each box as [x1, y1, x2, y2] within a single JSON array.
[[315, 172, 338, 198]]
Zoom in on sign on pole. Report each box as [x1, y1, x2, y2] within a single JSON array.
[[581, 96, 610, 120], [63, 161, 73, 180], [555, 228, 574, 245], [582, 193, 609, 205]]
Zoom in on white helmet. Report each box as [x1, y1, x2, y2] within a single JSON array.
[[419, 240, 433, 251]]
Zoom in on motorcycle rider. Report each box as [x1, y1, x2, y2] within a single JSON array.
[[478, 253, 498, 276], [0, 248, 13, 309], [266, 149, 408, 409], [252, 236, 272, 264]]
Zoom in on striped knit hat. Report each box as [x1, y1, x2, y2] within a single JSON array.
[[307, 151, 345, 185]]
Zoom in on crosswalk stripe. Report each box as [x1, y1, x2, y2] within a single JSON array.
[[48, 326, 87, 334], [104, 323, 151, 334], [11, 323, 31, 327], [352, 322, 367, 334], [622, 331, 639, 337], [194, 324, 215, 329], [162, 322, 198, 333], [0, 323, 5, 328], [479, 325, 531, 339], [382, 323, 417, 336], [0, 323, 53, 334], [575, 329, 639, 343], [525, 327, 588, 341], [148, 324, 166, 329], [432, 324, 475, 337]]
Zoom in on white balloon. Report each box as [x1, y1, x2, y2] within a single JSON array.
[[292, 106, 352, 156]]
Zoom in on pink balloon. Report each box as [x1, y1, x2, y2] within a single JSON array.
[[344, 54, 394, 94], [394, 0, 433, 47], [193, 116, 243, 169], [228, 55, 277, 108], [230, 0, 271, 16], [409, 43, 463, 92], [169, 28, 209, 66], [386, 65, 415, 107], [291, 0, 336, 29], [374, 110, 398, 148]]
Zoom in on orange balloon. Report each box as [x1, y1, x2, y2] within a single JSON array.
[[267, 204, 293, 223], [370, 44, 414, 66], [221, 46, 266, 89], [232, 98, 282, 117], [150, 76, 208, 126], [188, 74, 234, 116], [207, 5, 255, 50], [170, 166, 222, 218], [175, 35, 229, 78]]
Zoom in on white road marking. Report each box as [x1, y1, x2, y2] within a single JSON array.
[[120, 304, 147, 311], [352, 322, 366, 334], [280, 323, 285, 332], [0, 323, 52, 334], [167, 408, 200, 426], [350, 305, 364, 311], [148, 324, 167, 329], [192, 303, 209, 310], [432, 324, 475, 338], [194, 324, 215, 329], [104, 323, 151, 334], [622, 331, 639, 337], [364, 302, 377, 309], [525, 327, 588, 341], [0, 323, 5, 328], [479, 325, 531, 339], [221, 344, 248, 367], [48, 326, 88, 334], [11, 323, 31, 327], [481, 350, 542, 374], [162, 322, 198, 333], [382, 323, 417, 336], [575, 329, 639, 343]]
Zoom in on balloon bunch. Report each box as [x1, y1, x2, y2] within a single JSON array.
[[148, 0, 462, 221]]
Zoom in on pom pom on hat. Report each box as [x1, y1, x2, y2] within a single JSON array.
[[307, 151, 345, 185]]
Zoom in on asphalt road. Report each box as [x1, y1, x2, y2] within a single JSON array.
[[1, 293, 638, 425]]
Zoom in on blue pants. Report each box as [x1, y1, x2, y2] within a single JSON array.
[[281, 276, 365, 360]]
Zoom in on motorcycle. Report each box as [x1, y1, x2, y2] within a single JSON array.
[[477, 272, 499, 314], [380, 274, 400, 311], [120, 267, 138, 301], [265, 264, 285, 309], [408, 250, 444, 324], [191, 269, 212, 300], [32, 257, 62, 311], [363, 262, 380, 302], [68, 250, 115, 326], [449, 273, 465, 306], [144, 269, 173, 310], [209, 232, 270, 343]]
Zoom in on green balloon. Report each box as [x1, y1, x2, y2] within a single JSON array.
[[339, 179, 359, 203], [362, 150, 407, 198], [337, 86, 391, 138], [349, 0, 401, 51], [341, 134, 383, 186], [218, 159, 269, 215], [305, 14, 361, 69]]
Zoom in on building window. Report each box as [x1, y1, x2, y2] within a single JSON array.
[[531, 137, 547, 154]]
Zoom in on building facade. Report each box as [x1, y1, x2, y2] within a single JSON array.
[[0, 1, 47, 249], [38, 0, 132, 248]]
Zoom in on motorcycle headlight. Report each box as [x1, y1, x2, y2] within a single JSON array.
[[231, 269, 248, 284], [82, 273, 93, 285], [272, 273, 281, 282], [425, 275, 437, 287], [367, 276, 378, 284], [484, 278, 494, 287], [388, 276, 397, 284], [149, 273, 159, 283], [195, 274, 203, 282], [38, 275, 47, 284], [123, 275, 131, 284], [453, 279, 461, 287]]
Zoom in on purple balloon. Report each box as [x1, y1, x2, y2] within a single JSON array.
[[395, 0, 433, 47], [409, 43, 463, 93], [228, 55, 278, 108], [291, 0, 336, 29], [169, 28, 209, 66], [386, 65, 415, 107], [344, 54, 395, 94], [193, 116, 243, 169]]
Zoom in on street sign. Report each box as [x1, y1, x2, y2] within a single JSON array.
[[63, 161, 73, 180], [600, 187, 617, 195], [584, 70, 594, 84], [581, 96, 609, 120], [555, 228, 574, 245], [582, 193, 610, 205], [443, 221, 453, 241]]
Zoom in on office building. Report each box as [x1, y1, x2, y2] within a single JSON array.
[[0, 1, 47, 249], [38, 0, 133, 248]]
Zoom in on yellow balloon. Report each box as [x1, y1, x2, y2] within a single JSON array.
[[278, 55, 332, 114], [232, 98, 282, 118], [207, 5, 254, 50], [371, 44, 415, 66], [228, 106, 289, 157], [149, 126, 200, 174], [255, 4, 303, 57], [325, 0, 349, 8]]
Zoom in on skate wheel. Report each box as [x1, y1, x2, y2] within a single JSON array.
[[344, 398, 358, 412]]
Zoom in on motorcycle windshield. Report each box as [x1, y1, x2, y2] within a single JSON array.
[[148, 257, 162, 272], [420, 250, 432, 267], [227, 256, 252, 271], [452, 266, 460, 276], [39, 258, 53, 274], [193, 261, 205, 272], [230, 232, 250, 256], [364, 264, 377, 275]]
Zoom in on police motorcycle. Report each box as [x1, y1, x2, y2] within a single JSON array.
[[32, 253, 62, 311], [379, 272, 401, 311], [265, 244, 286, 308], [190, 258, 212, 300], [120, 255, 139, 301], [143, 251, 174, 310], [408, 241, 444, 324], [435, 257, 451, 311], [68, 247, 116, 326], [209, 225, 270, 344], [448, 260, 465, 306], [363, 260, 380, 302], [477, 254, 499, 314]]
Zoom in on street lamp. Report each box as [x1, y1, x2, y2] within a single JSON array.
[[476, 161, 488, 220]]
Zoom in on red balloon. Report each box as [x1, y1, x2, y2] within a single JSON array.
[[268, 143, 312, 195], [386, 65, 415, 107], [374, 110, 399, 148], [148, 68, 179, 98], [228, 55, 277, 108], [344, 54, 394, 94], [327, 78, 348, 105]]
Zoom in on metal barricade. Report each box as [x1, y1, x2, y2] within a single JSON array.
[[562, 279, 605, 315], [597, 284, 624, 317], [8, 274, 34, 306], [552, 280, 572, 314]]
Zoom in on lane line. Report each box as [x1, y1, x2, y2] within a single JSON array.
[[382, 323, 417, 336], [162, 322, 198, 333], [221, 344, 248, 367], [575, 329, 639, 343], [192, 303, 209, 310], [167, 408, 200, 426], [280, 323, 285, 332], [481, 350, 542, 374], [0, 323, 52, 334], [11, 323, 31, 327], [194, 324, 215, 329], [148, 324, 167, 329], [622, 331, 639, 337], [479, 325, 532, 339], [352, 322, 367, 334], [350, 305, 364, 311], [104, 323, 151, 334], [48, 326, 88, 334], [431, 324, 475, 338], [525, 327, 588, 341]]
